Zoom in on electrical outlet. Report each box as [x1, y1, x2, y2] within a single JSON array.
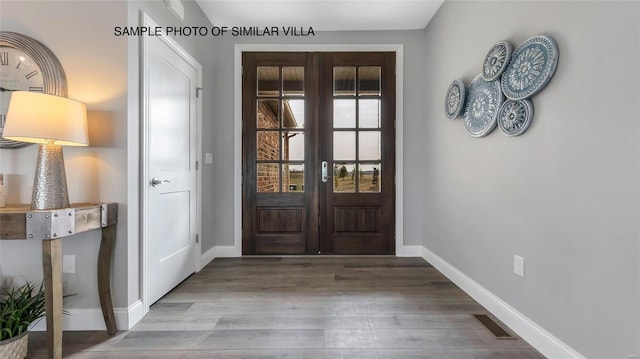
[[513, 255, 525, 278], [63, 255, 75, 273]]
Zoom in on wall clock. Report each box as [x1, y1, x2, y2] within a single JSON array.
[[0, 31, 68, 149]]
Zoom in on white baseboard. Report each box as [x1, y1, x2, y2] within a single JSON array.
[[29, 309, 107, 332], [198, 245, 240, 271], [211, 245, 240, 258], [30, 299, 145, 331], [117, 299, 145, 330], [399, 245, 423, 257], [198, 245, 217, 270], [207, 245, 418, 258], [419, 245, 586, 359]]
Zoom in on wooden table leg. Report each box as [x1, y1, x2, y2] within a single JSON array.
[[98, 224, 117, 334], [42, 238, 63, 359]]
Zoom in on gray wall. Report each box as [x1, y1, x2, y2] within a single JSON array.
[[422, 1, 640, 357]]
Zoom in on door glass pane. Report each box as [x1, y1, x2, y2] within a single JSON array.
[[257, 99, 280, 128], [283, 99, 304, 129], [333, 162, 355, 193], [257, 66, 279, 96], [359, 132, 381, 161], [283, 164, 304, 192], [359, 66, 381, 96], [334, 66, 356, 96], [359, 99, 380, 128], [257, 131, 280, 160], [333, 99, 356, 128], [358, 163, 381, 193], [283, 131, 304, 161], [283, 67, 304, 96], [334, 131, 355, 160], [257, 163, 279, 193]]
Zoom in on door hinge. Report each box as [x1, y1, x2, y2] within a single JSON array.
[[196, 87, 203, 98], [195, 161, 199, 171], [196, 234, 200, 243]]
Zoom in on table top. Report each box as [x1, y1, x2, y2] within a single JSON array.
[[0, 203, 104, 213], [0, 202, 117, 240]]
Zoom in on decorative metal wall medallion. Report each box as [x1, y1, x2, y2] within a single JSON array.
[[497, 99, 534, 136], [501, 35, 559, 100], [463, 75, 504, 137], [482, 40, 512, 81], [445, 79, 465, 120]]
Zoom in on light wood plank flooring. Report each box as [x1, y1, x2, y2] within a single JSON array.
[[28, 257, 545, 358]]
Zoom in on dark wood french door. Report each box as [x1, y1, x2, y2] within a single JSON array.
[[242, 52, 395, 255]]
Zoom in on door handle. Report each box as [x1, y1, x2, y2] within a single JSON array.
[[321, 161, 331, 183], [151, 178, 171, 187]]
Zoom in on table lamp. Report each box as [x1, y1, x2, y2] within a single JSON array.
[[2, 91, 88, 210]]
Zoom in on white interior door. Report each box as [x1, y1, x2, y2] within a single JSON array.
[[143, 18, 199, 305]]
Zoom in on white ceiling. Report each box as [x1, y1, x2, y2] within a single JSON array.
[[194, 0, 445, 31]]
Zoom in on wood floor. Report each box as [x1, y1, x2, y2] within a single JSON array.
[[28, 257, 545, 358]]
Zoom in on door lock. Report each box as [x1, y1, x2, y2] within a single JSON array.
[[321, 161, 329, 183], [321, 161, 334, 183]]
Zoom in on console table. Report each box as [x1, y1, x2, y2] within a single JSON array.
[[0, 203, 117, 359]]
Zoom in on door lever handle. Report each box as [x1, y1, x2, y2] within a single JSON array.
[[151, 178, 171, 187], [322, 161, 328, 182], [321, 161, 334, 183]]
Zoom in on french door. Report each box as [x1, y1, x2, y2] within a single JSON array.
[[242, 52, 395, 255]]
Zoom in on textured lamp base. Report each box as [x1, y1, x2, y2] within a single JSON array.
[[31, 143, 70, 210]]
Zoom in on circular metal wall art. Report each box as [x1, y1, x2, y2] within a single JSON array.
[[497, 99, 534, 136], [501, 35, 559, 100], [445, 79, 465, 120], [482, 40, 512, 81], [463, 75, 504, 137]]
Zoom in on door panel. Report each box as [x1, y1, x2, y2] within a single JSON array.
[[320, 52, 395, 254], [243, 53, 315, 255], [146, 34, 198, 303], [333, 207, 380, 232], [243, 52, 394, 255]]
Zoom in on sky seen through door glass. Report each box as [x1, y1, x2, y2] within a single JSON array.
[[286, 99, 381, 161]]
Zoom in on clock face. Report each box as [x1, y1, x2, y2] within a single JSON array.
[[0, 46, 45, 129], [0, 31, 67, 149]]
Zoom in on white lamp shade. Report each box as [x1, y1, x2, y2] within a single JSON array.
[[3, 91, 88, 146]]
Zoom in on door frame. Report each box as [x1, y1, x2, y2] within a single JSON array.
[[233, 44, 406, 257], [140, 12, 203, 313]]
